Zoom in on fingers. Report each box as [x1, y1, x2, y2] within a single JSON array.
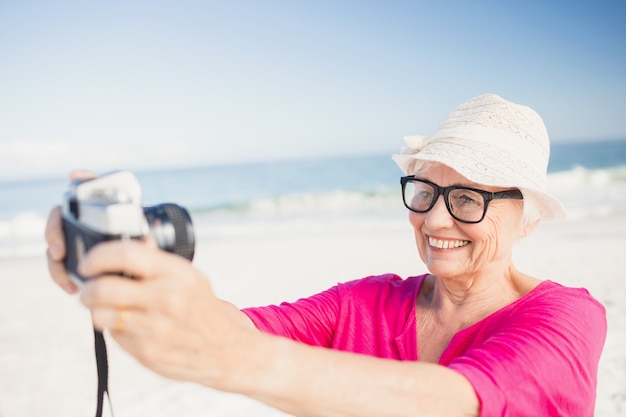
[[69, 170, 97, 181], [81, 274, 147, 335], [45, 206, 65, 260], [47, 250, 78, 294], [91, 307, 134, 332], [91, 307, 149, 351], [80, 275, 145, 309], [114, 308, 130, 332], [78, 239, 196, 312], [78, 239, 189, 283], [45, 170, 97, 294], [45, 206, 79, 294]]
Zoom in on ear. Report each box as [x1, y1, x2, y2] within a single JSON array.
[[520, 220, 540, 238]]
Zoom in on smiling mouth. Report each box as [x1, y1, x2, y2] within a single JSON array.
[[428, 237, 470, 249]]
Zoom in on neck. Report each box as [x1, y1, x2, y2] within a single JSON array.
[[422, 263, 535, 329]]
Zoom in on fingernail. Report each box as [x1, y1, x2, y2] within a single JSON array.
[[63, 281, 79, 294]]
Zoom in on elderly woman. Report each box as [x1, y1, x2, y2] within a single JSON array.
[[46, 94, 606, 417]]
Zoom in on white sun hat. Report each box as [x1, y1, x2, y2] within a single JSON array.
[[392, 93, 566, 220]]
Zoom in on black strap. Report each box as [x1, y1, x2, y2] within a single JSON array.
[[94, 328, 113, 417]]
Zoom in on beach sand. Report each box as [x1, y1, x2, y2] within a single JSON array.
[[1, 214, 624, 416]]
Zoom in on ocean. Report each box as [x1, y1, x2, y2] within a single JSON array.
[[1, 138, 625, 258]]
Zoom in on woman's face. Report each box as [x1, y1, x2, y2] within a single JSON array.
[[408, 163, 525, 281]]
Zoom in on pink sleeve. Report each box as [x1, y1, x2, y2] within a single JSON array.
[[448, 286, 607, 417], [242, 285, 341, 347], [241, 274, 417, 356]]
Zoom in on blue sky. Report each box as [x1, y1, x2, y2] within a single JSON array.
[[1, 0, 624, 180]]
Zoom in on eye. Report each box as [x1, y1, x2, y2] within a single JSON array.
[[415, 190, 433, 200], [405, 181, 435, 210], [412, 183, 434, 202], [450, 189, 483, 208]]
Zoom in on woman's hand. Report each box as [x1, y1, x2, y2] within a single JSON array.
[[43, 170, 256, 388], [45, 170, 97, 294], [45, 205, 79, 294], [77, 238, 252, 386]]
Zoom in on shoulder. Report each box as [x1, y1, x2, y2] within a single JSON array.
[[516, 280, 606, 321], [448, 281, 606, 416], [498, 280, 607, 356], [447, 280, 607, 364]]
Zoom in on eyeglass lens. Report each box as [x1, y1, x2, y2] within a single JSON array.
[[404, 181, 486, 223]]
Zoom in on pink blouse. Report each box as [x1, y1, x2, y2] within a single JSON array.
[[243, 274, 606, 416]]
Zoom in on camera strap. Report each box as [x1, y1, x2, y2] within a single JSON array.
[[94, 328, 113, 417]]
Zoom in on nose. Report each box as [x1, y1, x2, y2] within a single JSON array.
[[424, 194, 455, 228]]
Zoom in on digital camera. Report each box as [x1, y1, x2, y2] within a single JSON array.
[[62, 170, 195, 284]]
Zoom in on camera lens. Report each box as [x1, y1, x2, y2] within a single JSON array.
[[143, 203, 195, 261]]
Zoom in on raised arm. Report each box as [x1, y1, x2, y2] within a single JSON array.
[[72, 238, 478, 417], [233, 331, 479, 417]]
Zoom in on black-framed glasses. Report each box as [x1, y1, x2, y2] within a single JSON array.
[[400, 176, 523, 224]]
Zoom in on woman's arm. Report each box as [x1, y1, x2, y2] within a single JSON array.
[[231, 331, 479, 417], [75, 239, 478, 417]]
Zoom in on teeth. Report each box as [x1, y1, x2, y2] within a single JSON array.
[[429, 237, 469, 249]]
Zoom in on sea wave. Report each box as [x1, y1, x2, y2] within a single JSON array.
[[546, 165, 626, 219], [0, 189, 404, 259], [548, 164, 626, 188], [190, 188, 399, 217], [2, 165, 626, 259], [0, 212, 48, 259]]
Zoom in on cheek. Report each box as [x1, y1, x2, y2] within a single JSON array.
[[472, 211, 520, 257], [482, 220, 503, 250], [465, 221, 502, 268], [408, 212, 428, 252], [408, 211, 424, 230]]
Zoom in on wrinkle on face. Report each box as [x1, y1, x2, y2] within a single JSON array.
[[408, 163, 525, 288]]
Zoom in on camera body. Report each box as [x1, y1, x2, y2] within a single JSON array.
[[62, 170, 195, 284]]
